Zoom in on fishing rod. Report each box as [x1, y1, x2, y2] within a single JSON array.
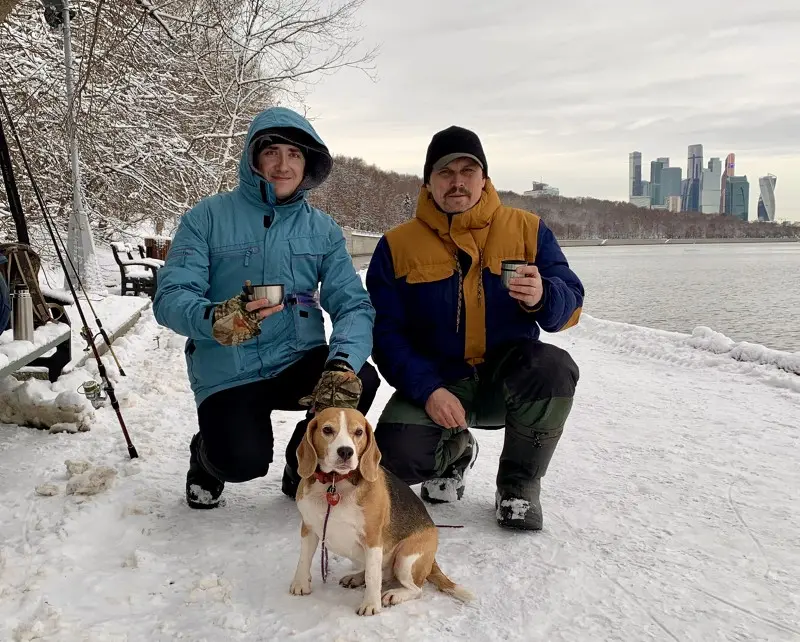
[[48, 200, 129, 377], [0, 84, 137, 458]]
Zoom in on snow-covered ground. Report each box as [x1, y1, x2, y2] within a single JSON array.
[[1, 296, 799, 640]]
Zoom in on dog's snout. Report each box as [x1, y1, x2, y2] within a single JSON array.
[[337, 446, 354, 461]]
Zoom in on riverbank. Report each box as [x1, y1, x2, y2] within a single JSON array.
[[560, 237, 799, 247]]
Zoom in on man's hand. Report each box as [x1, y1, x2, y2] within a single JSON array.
[[299, 362, 362, 413], [508, 264, 544, 308], [212, 293, 283, 346], [425, 388, 467, 430]]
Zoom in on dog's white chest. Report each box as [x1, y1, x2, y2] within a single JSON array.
[[298, 492, 365, 563]]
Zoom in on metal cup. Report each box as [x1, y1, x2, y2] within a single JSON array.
[[246, 283, 285, 306], [501, 260, 529, 289]]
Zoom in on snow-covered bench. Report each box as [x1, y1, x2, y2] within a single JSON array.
[[110, 241, 164, 299], [0, 322, 72, 383]]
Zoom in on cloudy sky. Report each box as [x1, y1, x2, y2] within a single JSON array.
[[298, 0, 800, 222]]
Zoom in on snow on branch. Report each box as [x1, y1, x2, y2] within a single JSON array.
[[0, 0, 375, 241]]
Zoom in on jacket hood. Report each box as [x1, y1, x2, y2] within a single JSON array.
[[239, 106, 333, 206]]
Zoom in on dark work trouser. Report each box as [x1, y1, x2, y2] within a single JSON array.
[[374, 340, 579, 497], [193, 345, 380, 484]]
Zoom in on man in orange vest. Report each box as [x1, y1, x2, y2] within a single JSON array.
[[366, 126, 583, 530]]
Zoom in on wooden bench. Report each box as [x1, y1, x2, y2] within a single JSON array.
[[0, 322, 72, 383], [110, 241, 164, 300]]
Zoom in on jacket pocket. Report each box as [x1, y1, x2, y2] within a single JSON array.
[[190, 339, 244, 387], [405, 263, 454, 284], [288, 236, 326, 291], [292, 304, 326, 352]]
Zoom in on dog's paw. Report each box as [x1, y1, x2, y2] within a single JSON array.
[[381, 587, 419, 607], [339, 571, 365, 589], [289, 577, 312, 596], [356, 600, 381, 616]]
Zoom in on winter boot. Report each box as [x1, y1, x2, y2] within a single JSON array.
[[421, 432, 479, 504], [186, 433, 224, 509], [495, 427, 560, 530], [281, 463, 301, 500]]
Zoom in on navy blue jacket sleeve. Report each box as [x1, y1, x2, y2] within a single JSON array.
[[365, 236, 444, 407], [531, 221, 585, 332]]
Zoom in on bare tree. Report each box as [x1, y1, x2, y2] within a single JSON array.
[[0, 0, 21, 24], [1, 0, 376, 256]]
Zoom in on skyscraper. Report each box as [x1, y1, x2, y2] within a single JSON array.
[[757, 174, 777, 222], [629, 152, 643, 200], [661, 166, 682, 201], [725, 175, 749, 222], [701, 157, 722, 214], [650, 159, 665, 206], [719, 153, 735, 214], [681, 144, 703, 211]]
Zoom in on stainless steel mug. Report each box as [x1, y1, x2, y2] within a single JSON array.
[[501, 260, 529, 289], [12, 284, 34, 342], [246, 283, 285, 306]]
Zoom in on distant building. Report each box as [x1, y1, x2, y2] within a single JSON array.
[[661, 166, 682, 201], [650, 160, 666, 206], [666, 195, 682, 212], [757, 174, 777, 222], [629, 151, 643, 200], [630, 195, 652, 208], [681, 144, 703, 211], [719, 153, 735, 214], [523, 181, 559, 198], [725, 175, 749, 222], [701, 157, 722, 214]]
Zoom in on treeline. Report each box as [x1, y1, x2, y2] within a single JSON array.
[[312, 156, 799, 240]]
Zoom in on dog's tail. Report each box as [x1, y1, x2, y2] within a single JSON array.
[[427, 559, 474, 603]]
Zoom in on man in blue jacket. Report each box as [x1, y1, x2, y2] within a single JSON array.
[[154, 107, 379, 509], [366, 126, 583, 530]]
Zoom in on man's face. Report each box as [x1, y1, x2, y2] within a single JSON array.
[[427, 157, 485, 214], [257, 143, 305, 198]]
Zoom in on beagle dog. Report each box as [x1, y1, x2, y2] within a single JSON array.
[[289, 407, 473, 616]]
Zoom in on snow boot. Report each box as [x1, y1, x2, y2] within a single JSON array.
[[421, 432, 479, 504], [186, 433, 224, 509], [495, 426, 560, 530], [281, 463, 300, 500]]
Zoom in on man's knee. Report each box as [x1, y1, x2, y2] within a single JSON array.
[[200, 433, 273, 483], [374, 422, 441, 486], [503, 341, 579, 402], [356, 361, 381, 413]]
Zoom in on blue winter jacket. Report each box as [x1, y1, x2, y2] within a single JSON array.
[[153, 107, 375, 406]]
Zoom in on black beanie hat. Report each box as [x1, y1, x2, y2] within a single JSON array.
[[423, 125, 488, 185]]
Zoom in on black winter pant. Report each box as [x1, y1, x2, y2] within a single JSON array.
[[193, 345, 380, 484], [375, 340, 579, 494]]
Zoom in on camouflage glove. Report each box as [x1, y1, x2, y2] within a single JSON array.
[[299, 361, 363, 412], [211, 292, 262, 346]]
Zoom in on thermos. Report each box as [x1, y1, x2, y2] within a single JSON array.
[[12, 283, 34, 342]]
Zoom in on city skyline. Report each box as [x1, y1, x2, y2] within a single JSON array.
[[627, 144, 781, 223], [302, 2, 800, 223]]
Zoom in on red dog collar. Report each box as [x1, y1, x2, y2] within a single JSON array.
[[313, 469, 357, 485]]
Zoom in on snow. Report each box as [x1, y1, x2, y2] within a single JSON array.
[[0, 322, 69, 368], [0, 290, 799, 640]]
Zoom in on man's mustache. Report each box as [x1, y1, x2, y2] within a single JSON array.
[[445, 188, 470, 198]]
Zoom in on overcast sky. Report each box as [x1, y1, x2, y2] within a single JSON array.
[[297, 0, 800, 222]]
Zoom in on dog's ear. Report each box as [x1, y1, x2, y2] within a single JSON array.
[[296, 417, 319, 479], [358, 419, 381, 483]]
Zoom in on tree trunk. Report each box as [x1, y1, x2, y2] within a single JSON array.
[[0, 0, 20, 24]]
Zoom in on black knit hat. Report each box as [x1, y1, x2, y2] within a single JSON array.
[[423, 125, 488, 184]]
